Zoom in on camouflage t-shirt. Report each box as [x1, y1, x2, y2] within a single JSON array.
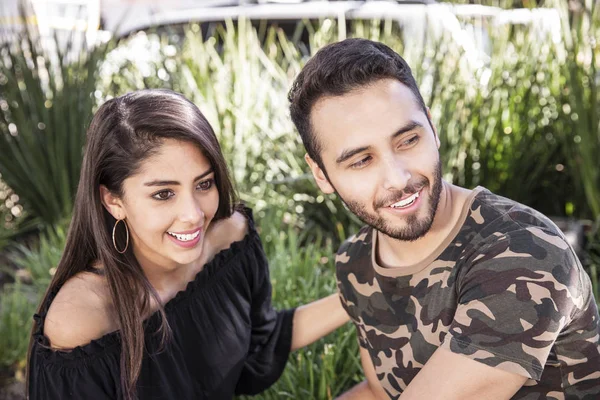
[[336, 187, 600, 399]]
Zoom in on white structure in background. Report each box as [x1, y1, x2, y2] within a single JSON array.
[[0, 0, 102, 54], [0, 0, 562, 69], [98, 0, 562, 69], [32, 0, 101, 44]]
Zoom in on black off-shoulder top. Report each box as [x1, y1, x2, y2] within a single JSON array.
[[28, 209, 295, 399]]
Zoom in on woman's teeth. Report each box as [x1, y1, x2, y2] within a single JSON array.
[[391, 191, 419, 209], [167, 230, 200, 242]]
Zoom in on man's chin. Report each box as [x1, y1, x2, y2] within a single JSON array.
[[377, 225, 428, 242], [375, 211, 435, 241]]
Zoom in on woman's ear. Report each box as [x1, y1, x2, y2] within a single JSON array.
[[100, 185, 126, 220]]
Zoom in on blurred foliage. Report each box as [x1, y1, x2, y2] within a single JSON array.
[[0, 175, 20, 230], [0, 282, 39, 371], [0, 18, 117, 233], [586, 221, 600, 306], [0, 222, 66, 378], [425, 23, 580, 216], [0, 179, 16, 252], [239, 210, 362, 399], [4, 225, 67, 290], [555, 0, 600, 218]]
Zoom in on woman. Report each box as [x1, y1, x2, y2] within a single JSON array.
[[27, 89, 349, 399]]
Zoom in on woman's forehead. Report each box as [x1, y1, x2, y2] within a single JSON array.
[[132, 140, 212, 181]]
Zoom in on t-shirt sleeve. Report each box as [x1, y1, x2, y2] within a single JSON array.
[[440, 227, 584, 380], [335, 229, 375, 350], [234, 225, 295, 395]]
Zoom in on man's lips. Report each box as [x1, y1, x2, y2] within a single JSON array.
[[388, 190, 421, 209], [375, 187, 424, 209]]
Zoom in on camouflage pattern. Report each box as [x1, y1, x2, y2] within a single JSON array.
[[336, 187, 600, 399]]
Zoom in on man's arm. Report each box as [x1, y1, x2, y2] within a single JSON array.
[[336, 346, 388, 400], [339, 344, 527, 400], [400, 346, 527, 400]]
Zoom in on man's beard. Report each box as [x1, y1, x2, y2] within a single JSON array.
[[342, 159, 443, 242]]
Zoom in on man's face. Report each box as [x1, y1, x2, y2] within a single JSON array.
[[307, 78, 443, 241]]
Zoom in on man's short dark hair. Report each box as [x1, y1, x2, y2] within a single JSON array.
[[288, 38, 429, 171]]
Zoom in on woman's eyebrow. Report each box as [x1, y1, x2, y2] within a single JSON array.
[[143, 168, 213, 187]]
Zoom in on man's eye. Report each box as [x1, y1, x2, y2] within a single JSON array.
[[350, 156, 372, 169], [401, 136, 419, 147], [152, 190, 174, 201], [198, 179, 214, 191]]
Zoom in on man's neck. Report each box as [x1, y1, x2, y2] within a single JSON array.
[[376, 181, 473, 268]]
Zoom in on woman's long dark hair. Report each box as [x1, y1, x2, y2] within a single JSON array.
[[26, 89, 236, 400]]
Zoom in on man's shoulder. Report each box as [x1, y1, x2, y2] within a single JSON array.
[[463, 191, 585, 297], [335, 225, 373, 263], [454, 189, 588, 300], [467, 188, 570, 250]]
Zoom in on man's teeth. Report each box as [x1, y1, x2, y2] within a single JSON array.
[[167, 230, 200, 242], [391, 192, 419, 209]]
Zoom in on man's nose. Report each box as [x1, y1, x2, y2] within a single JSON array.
[[382, 156, 411, 192]]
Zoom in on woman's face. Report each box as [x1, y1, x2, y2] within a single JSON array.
[[102, 138, 220, 272]]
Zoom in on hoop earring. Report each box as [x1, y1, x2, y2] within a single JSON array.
[[112, 219, 129, 254]]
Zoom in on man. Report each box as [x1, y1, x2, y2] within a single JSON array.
[[288, 38, 600, 399]]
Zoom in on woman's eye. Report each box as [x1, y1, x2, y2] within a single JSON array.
[[350, 156, 372, 169], [152, 190, 174, 201], [198, 179, 214, 191]]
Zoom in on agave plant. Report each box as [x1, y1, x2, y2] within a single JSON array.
[[0, 15, 116, 231]]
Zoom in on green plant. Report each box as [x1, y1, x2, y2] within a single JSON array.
[[0, 222, 66, 376], [0, 174, 21, 227], [0, 283, 39, 371], [6, 224, 67, 290], [585, 219, 600, 306], [552, 0, 600, 220], [236, 210, 362, 400], [0, 19, 116, 230]]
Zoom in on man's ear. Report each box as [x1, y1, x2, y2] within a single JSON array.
[[304, 154, 335, 194], [427, 107, 441, 149], [100, 185, 126, 220]]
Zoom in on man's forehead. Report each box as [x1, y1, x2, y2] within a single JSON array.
[[310, 82, 425, 157]]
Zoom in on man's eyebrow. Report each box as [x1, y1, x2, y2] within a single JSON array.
[[143, 169, 213, 187], [336, 146, 371, 165], [335, 121, 424, 165], [391, 121, 423, 140]]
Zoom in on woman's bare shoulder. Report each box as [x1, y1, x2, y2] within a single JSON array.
[[206, 210, 250, 254], [44, 269, 117, 350]]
